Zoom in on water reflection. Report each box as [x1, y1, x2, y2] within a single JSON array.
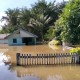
[[11, 65, 80, 80], [0, 45, 80, 80], [47, 75, 62, 80], [48, 45, 70, 53], [0, 53, 11, 65], [0, 64, 41, 80], [20, 75, 41, 80], [0, 65, 16, 80]]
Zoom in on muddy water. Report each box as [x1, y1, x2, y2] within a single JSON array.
[[0, 44, 80, 80]]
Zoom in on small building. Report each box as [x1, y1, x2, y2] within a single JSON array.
[[0, 34, 10, 44], [0, 29, 38, 46]]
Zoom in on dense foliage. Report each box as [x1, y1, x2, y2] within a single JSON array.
[[0, 0, 66, 41], [70, 47, 80, 54], [52, 0, 80, 44]]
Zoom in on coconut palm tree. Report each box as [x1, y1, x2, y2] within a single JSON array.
[[1, 8, 20, 33]]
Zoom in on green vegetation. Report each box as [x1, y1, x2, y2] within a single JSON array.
[[52, 40, 60, 45], [0, 0, 66, 42], [2, 0, 80, 45], [1, 0, 80, 44], [70, 47, 80, 55], [51, 0, 80, 44]]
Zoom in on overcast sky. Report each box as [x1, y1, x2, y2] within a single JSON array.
[[0, 0, 68, 29]]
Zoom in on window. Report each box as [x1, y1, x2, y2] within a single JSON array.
[[13, 38, 17, 43]]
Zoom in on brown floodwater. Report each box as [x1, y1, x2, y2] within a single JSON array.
[[0, 44, 80, 80]]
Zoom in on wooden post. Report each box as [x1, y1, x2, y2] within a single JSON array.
[[64, 53, 66, 64], [42, 54, 43, 65], [56, 54, 58, 64], [27, 54, 28, 65], [29, 54, 31, 65], [75, 53, 80, 64], [60, 53, 63, 64], [51, 54, 53, 65], [22, 54, 23, 65], [53, 54, 55, 64], [44, 54, 46, 65], [63, 54, 65, 64], [39, 54, 41, 65], [31, 56, 34, 65], [24, 54, 26, 65], [79, 55, 80, 64], [71, 54, 74, 64], [17, 53, 20, 66], [58, 54, 60, 64], [66, 53, 68, 64], [49, 54, 50, 64], [47, 54, 48, 65], [37, 54, 38, 65], [59, 54, 61, 64], [34, 56, 36, 65]]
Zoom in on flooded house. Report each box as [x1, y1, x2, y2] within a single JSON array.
[[0, 29, 38, 46], [0, 34, 10, 44]]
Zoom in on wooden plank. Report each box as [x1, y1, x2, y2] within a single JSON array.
[[21, 54, 23, 65], [16, 53, 79, 66], [24, 54, 26, 65], [16, 53, 20, 66]]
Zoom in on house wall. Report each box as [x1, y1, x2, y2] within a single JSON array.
[[8, 37, 25, 46], [7, 30, 37, 46], [0, 39, 8, 44], [8, 37, 36, 46]]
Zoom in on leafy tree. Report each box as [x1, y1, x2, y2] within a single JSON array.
[[19, 8, 32, 30], [1, 8, 20, 33], [53, 0, 80, 44], [44, 27, 54, 41], [0, 0, 66, 41], [44, 0, 67, 41], [29, 0, 59, 41], [56, 1, 67, 14]]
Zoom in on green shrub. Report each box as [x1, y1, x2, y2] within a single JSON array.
[[49, 39, 61, 45], [53, 40, 60, 45], [70, 47, 80, 55]]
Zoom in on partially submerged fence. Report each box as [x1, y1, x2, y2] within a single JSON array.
[[16, 53, 80, 66]]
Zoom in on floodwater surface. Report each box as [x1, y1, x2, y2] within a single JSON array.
[[0, 44, 80, 80]]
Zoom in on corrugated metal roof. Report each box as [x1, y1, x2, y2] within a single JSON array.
[[0, 34, 10, 39], [20, 29, 38, 38], [7, 29, 38, 38]]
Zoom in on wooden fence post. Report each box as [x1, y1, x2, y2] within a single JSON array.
[[16, 53, 79, 66], [24, 54, 26, 65], [37, 54, 38, 65], [17, 53, 20, 66], [79, 55, 80, 64], [29, 54, 31, 65], [49, 54, 50, 64], [51, 54, 53, 64], [22, 54, 23, 65], [44, 54, 46, 65], [27, 54, 28, 65], [75, 53, 80, 64], [39, 54, 41, 65], [47, 54, 48, 65], [71, 54, 74, 64]]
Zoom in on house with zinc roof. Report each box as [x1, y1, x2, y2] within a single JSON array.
[[0, 29, 38, 46]]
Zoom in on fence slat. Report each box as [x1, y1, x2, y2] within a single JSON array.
[[16, 53, 80, 66], [17, 53, 20, 65]]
